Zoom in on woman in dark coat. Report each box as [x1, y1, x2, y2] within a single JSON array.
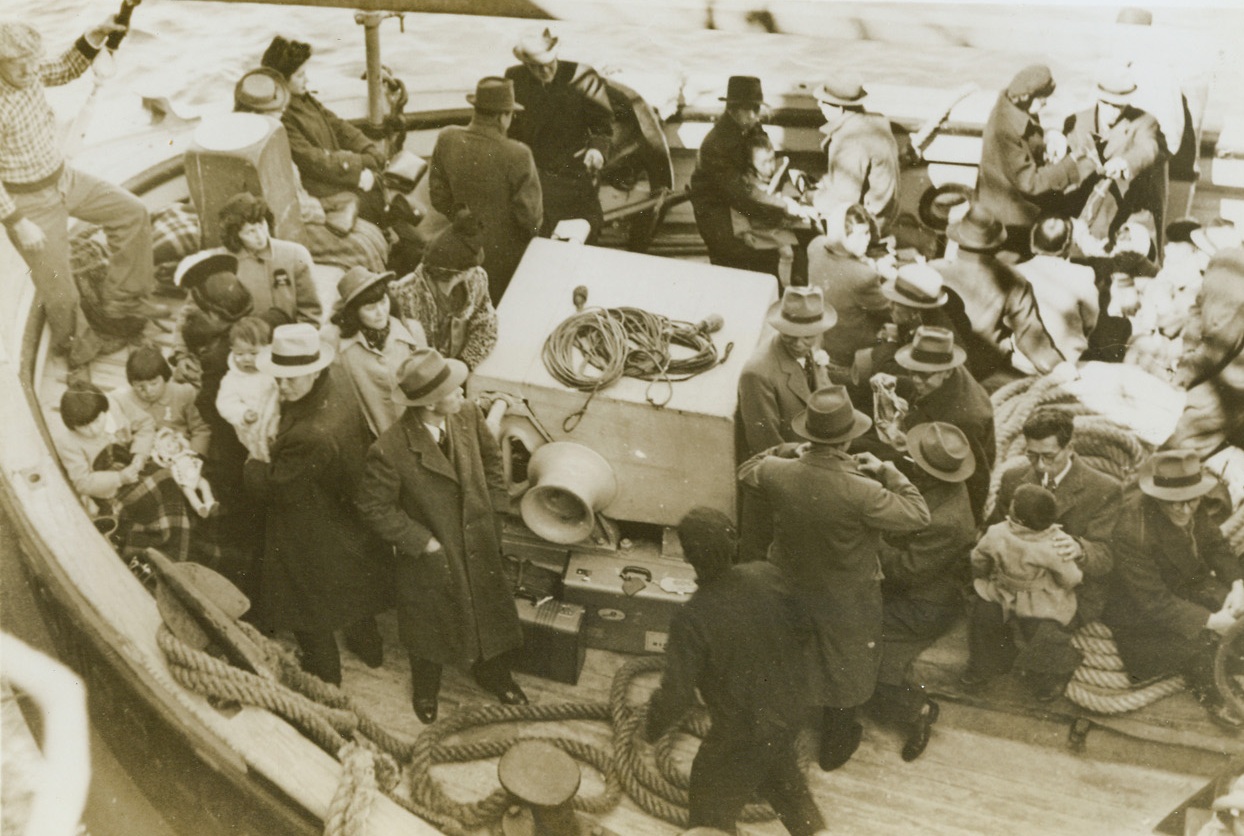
[[356, 348, 524, 723], [244, 323, 389, 686]]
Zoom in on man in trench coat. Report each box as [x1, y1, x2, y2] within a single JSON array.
[[739, 385, 930, 771], [356, 347, 524, 723]]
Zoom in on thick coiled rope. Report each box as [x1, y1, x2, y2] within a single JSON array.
[[1065, 620, 1185, 714]]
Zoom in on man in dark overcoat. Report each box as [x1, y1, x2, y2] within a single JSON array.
[[690, 75, 807, 277], [1103, 450, 1244, 729], [243, 324, 389, 686], [739, 385, 929, 771], [645, 508, 827, 835], [429, 77, 543, 304], [356, 347, 524, 724], [505, 29, 614, 241]]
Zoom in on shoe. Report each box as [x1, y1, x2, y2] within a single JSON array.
[[412, 695, 438, 724], [818, 720, 862, 772], [1033, 681, 1066, 703], [901, 700, 939, 762], [65, 365, 93, 388], [489, 679, 528, 706], [958, 669, 992, 694]]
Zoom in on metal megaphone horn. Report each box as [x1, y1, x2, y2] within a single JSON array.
[[520, 442, 618, 545]]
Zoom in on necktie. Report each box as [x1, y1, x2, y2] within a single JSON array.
[[1042, 474, 1056, 492]]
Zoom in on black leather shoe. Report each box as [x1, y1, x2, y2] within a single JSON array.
[[901, 700, 939, 762], [818, 720, 862, 772], [412, 696, 438, 724], [958, 669, 992, 694], [491, 680, 528, 707]]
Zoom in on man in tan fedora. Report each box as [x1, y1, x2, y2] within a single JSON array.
[[357, 347, 525, 724], [739, 385, 929, 771], [505, 28, 614, 241], [736, 286, 837, 562], [1103, 450, 1244, 728], [866, 421, 977, 762], [244, 323, 390, 686], [429, 76, 543, 303], [931, 202, 1071, 386]]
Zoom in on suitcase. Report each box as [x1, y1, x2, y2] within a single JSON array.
[[562, 549, 698, 654], [512, 595, 586, 685]]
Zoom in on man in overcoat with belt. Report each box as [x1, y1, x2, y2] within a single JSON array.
[[356, 347, 525, 723], [739, 385, 930, 771]]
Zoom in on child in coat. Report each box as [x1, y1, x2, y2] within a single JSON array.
[[964, 484, 1084, 701], [216, 316, 280, 462], [731, 132, 800, 286]]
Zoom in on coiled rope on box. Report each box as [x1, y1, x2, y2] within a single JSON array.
[[158, 627, 783, 835], [542, 306, 726, 429]]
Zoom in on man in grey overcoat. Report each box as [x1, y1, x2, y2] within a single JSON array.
[[739, 385, 929, 771], [356, 347, 524, 723]]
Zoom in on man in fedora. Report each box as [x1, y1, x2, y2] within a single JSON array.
[[736, 286, 836, 562], [866, 421, 977, 761], [429, 76, 542, 303], [932, 203, 1070, 387], [887, 326, 995, 524], [810, 74, 900, 234], [690, 75, 810, 278], [1064, 66, 1166, 254], [866, 262, 965, 382], [357, 347, 525, 723], [1103, 450, 1244, 728], [739, 385, 929, 771], [990, 409, 1122, 625], [244, 323, 390, 686], [505, 28, 614, 242]]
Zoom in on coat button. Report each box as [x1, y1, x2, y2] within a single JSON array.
[[867, 641, 876, 648]]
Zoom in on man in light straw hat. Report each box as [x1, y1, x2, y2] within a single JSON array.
[[358, 347, 525, 724], [1, 15, 158, 377], [429, 76, 542, 302], [505, 28, 614, 242], [1103, 449, 1244, 729], [810, 73, 900, 233], [244, 323, 389, 686], [739, 385, 929, 771], [865, 421, 976, 762]]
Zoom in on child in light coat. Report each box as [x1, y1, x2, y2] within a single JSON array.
[[216, 316, 280, 462]]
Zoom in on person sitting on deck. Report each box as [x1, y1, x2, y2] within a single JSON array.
[[645, 508, 829, 836], [390, 208, 497, 372], [1012, 215, 1100, 373], [54, 383, 191, 565], [260, 36, 389, 227], [964, 483, 1085, 701], [1102, 450, 1244, 729]]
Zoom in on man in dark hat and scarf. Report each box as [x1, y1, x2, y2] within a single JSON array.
[[261, 35, 389, 226]]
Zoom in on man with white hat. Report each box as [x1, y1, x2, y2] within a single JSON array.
[[1, 16, 158, 377], [810, 74, 900, 233], [1103, 449, 1244, 728], [505, 28, 614, 242]]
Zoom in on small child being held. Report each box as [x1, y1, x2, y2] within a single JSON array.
[[216, 316, 280, 462], [731, 131, 801, 286], [964, 484, 1084, 701]]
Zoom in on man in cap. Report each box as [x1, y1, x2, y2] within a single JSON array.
[[645, 508, 828, 835], [931, 203, 1071, 386], [1103, 450, 1244, 728], [811, 75, 901, 234], [504, 29, 614, 242], [357, 348, 526, 724], [1064, 66, 1166, 254], [690, 75, 810, 277], [865, 421, 977, 761], [736, 286, 836, 562], [244, 323, 390, 686], [1013, 214, 1099, 371], [739, 385, 930, 771], [429, 77, 542, 304], [975, 65, 1093, 257], [261, 35, 389, 226], [1, 16, 159, 377]]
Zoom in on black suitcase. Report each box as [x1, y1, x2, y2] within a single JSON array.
[[512, 594, 586, 685]]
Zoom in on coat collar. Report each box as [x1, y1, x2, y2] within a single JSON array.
[[996, 92, 1039, 137], [797, 443, 857, 472], [338, 317, 420, 357], [771, 334, 811, 402], [400, 410, 459, 482]]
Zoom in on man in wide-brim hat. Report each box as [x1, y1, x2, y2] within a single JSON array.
[[689, 75, 808, 279], [811, 73, 900, 233], [739, 384, 930, 771], [357, 347, 526, 725], [429, 77, 542, 304], [1102, 449, 1244, 729]]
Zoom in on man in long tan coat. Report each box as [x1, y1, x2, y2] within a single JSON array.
[[739, 385, 929, 772]]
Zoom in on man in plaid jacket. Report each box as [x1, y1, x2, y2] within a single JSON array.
[[1, 17, 155, 374]]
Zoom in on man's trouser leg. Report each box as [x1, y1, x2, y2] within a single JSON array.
[[7, 181, 100, 367], [62, 167, 154, 318]]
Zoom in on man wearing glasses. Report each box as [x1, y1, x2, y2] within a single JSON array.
[[989, 408, 1122, 624]]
